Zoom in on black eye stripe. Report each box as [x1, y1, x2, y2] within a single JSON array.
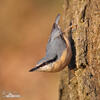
[[38, 55, 57, 67], [29, 55, 58, 72]]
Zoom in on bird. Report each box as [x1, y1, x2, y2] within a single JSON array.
[[29, 14, 72, 72]]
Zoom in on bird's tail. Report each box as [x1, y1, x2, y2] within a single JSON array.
[[55, 13, 60, 25]]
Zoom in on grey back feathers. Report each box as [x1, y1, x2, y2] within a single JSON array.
[[37, 14, 66, 65]]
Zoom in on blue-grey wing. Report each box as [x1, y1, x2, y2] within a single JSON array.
[[46, 36, 67, 58]]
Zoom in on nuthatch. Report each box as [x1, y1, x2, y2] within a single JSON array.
[[29, 14, 74, 72]]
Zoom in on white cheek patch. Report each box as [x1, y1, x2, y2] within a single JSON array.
[[38, 63, 54, 71]]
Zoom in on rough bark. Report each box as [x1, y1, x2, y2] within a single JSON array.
[[59, 0, 100, 100]]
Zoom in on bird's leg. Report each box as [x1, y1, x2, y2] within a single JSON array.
[[63, 24, 77, 84], [63, 24, 77, 33], [68, 69, 75, 84], [67, 68, 71, 84]]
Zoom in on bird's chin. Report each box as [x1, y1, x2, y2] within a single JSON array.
[[36, 63, 65, 72]]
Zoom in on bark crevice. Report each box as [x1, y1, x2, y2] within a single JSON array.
[[59, 0, 100, 100]]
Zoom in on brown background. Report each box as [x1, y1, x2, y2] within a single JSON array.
[[0, 0, 64, 100]]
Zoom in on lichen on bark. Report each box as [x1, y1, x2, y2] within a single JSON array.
[[59, 0, 100, 100]]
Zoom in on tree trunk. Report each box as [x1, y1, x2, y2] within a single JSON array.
[[59, 0, 100, 100]]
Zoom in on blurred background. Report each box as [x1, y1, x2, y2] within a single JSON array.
[[0, 0, 64, 100]]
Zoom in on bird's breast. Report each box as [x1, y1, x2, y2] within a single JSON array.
[[38, 48, 72, 72]]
